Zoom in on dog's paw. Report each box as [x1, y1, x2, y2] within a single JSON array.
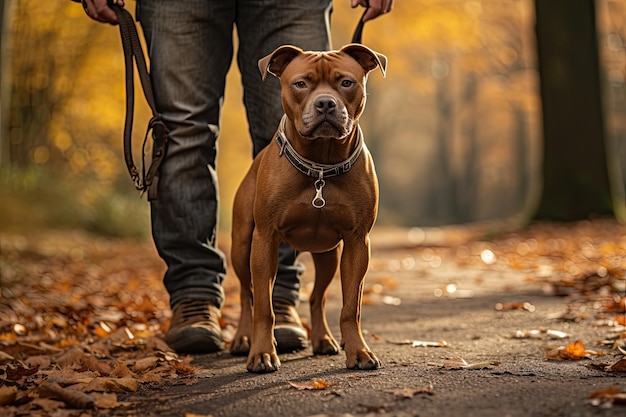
[[247, 352, 281, 373], [230, 335, 251, 356], [345, 349, 380, 370], [313, 336, 340, 356]]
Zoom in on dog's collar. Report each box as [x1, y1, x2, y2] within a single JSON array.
[[275, 114, 364, 181]]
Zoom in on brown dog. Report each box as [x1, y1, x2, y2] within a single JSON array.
[[230, 44, 387, 373]]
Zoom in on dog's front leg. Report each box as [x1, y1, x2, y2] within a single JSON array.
[[247, 229, 281, 373], [310, 248, 341, 355], [339, 235, 380, 370]]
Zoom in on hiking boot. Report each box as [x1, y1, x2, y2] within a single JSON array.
[[273, 298, 309, 353], [164, 299, 223, 354]]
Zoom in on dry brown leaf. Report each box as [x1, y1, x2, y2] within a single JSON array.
[[0, 385, 18, 406], [607, 358, 626, 372], [545, 340, 599, 361], [83, 376, 139, 393], [132, 356, 160, 373], [495, 301, 536, 312], [385, 383, 434, 398], [92, 392, 121, 409], [138, 368, 166, 382], [110, 362, 132, 377], [5, 362, 39, 380], [171, 356, 198, 376], [39, 381, 96, 409], [288, 378, 335, 390], [30, 397, 66, 413], [588, 386, 626, 408], [441, 357, 468, 369], [0, 350, 14, 363]]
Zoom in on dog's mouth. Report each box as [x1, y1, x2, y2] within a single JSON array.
[[300, 116, 352, 139]]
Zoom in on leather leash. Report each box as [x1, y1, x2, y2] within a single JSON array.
[[352, 4, 368, 44], [112, 4, 168, 200]]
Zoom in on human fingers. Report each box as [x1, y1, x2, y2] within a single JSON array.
[[80, 0, 121, 25], [361, 0, 394, 22]]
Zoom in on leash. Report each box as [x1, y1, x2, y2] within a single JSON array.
[[112, 4, 168, 200], [352, 2, 369, 44]]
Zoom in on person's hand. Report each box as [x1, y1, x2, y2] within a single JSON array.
[[351, 0, 394, 22], [78, 0, 124, 25]]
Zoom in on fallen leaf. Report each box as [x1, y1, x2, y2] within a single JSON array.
[[513, 328, 569, 340], [132, 356, 160, 373], [388, 339, 448, 347], [39, 381, 96, 409], [385, 383, 434, 398], [6, 362, 39, 380], [171, 356, 198, 376], [288, 378, 335, 390], [545, 340, 600, 361], [92, 392, 121, 409], [495, 301, 536, 312], [0, 385, 18, 406], [607, 358, 626, 372], [429, 357, 500, 370], [588, 386, 626, 408], [412, 340, 448, 347], [83, 376, 139, 393]]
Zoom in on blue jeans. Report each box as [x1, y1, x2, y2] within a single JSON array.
[[136, 0, 333, 309]]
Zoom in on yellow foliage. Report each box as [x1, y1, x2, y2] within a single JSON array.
[[5, 0, 544, 231]]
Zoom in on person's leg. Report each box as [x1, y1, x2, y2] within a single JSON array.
[[137, 0, 236, 353], [236, 0, 333, 351]]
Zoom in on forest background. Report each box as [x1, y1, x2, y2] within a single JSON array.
[[2, 0, 626, 238]]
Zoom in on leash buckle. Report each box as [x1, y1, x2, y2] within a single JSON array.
[[312, 177, 326, 209]]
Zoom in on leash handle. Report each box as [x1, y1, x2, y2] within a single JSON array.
[[112, 4, 168, 200], [351, 2, 368, 44]]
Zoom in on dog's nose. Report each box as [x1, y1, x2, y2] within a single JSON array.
[[314, 95, 337, 114]]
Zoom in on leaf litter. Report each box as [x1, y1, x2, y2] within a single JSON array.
[[0, 232, 208, 415], [2, 220, 626, 414]]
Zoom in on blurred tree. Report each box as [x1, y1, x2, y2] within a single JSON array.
[[534, 0, 625, 221], [0, 0, 13, 167]]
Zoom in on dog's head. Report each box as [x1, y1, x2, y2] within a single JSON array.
[[259, 44, 387, 141]]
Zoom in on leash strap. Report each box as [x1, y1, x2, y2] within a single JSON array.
[[113, 4, 168, 200], [351, 3, 368, 44]]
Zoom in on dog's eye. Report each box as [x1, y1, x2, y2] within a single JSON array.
[[341, 79, 354, 88], [294, 81, 307, 89]]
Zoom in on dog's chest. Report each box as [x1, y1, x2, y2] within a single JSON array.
[[269, 179, 370, 252]]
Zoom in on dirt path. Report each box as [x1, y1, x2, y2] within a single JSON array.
[[1, 220, 625, 416], [123, 247, 626, 417]]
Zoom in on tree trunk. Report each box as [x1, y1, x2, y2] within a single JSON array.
[[0, 0, 13, 168], [533, 0, 624, 221]]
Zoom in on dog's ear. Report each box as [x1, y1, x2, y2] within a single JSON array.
[[339, 44, 387, 78], [258, 45, 304, 81]]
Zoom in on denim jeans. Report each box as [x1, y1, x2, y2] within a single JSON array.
[[136, 0, 333, 309]]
